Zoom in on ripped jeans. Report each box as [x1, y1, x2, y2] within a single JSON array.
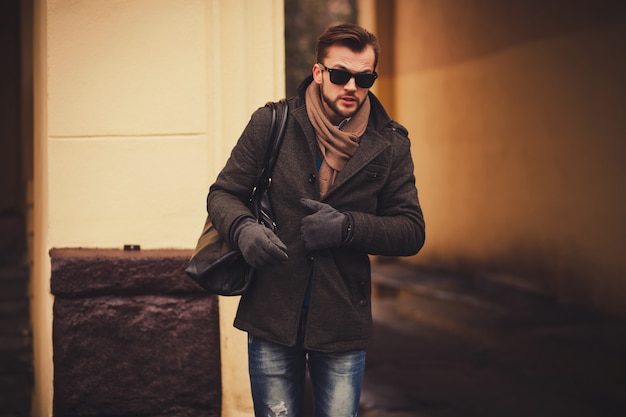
[[248, 323, 365, 417]]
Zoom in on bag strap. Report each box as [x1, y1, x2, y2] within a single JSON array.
[[254, 99, 289, 194], [264, 99, 289, 178]]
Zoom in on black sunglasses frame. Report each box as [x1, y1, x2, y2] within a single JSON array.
[[318, 63, 378, 89]]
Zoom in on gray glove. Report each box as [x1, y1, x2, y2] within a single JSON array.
[[300, 198, 351, 251], [232, 218, 288, 268]]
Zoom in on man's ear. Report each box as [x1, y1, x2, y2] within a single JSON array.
[[312, 63, 323, 85]]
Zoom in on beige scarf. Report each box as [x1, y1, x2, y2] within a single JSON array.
[[305, 82, 370, 197]]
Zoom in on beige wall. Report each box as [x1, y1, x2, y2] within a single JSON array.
[[385, 0, 626, 316], [32, 1, 284, 415]]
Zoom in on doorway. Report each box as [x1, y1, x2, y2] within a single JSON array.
[[0, 0, 34, 415]]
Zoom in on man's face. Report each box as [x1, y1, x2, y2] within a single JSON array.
[[312, 44, 376, 125]]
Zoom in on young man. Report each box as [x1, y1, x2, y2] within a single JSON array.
[[207, 23, 425, 417]]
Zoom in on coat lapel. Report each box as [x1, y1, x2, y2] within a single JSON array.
[[323, 128, 390, 201], [292, 107, 319, 165]]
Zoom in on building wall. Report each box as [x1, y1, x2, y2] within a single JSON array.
[[386, 0, 626, 316], [32, 1, 285, 415]]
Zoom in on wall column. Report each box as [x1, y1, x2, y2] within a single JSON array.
[[205, 3, 285, 416]]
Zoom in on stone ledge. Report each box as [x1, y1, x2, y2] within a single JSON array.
[[50, 248, 200, 297]]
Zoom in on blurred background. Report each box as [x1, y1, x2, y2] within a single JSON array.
[[1, 0, 625, 416]]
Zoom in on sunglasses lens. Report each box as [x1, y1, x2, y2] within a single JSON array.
[[329, 69, 351, 85], [328, 68, 377, 88], [355, 74, 376, 88]]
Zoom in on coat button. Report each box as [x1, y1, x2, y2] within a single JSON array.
[[308, 173, 316, 183], [307, 254, 315, 261]]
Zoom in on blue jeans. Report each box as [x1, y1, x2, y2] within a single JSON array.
[[248, 326, 365, 417]]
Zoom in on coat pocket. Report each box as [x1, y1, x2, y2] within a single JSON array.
[[364, 163, 387, 181], [333, 249, 371, 306]]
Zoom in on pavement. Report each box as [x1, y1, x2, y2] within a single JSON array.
[[356, 260, 626, 417]]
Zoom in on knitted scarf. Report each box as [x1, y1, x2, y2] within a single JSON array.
[[305, 82, 370, 197]]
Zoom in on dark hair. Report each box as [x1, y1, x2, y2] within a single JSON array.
[[316, 23, 380, 70]]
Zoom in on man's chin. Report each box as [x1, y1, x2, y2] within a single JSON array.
[[340, 106, 359, 119], [322, 94, 359, 121]]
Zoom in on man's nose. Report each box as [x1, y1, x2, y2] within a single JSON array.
[[344, 76, 358, 90]]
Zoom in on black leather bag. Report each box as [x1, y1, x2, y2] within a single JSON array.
[[185, 100, 288, 295]]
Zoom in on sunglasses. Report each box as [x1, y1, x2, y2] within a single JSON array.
[[318, 63, 378, 89]]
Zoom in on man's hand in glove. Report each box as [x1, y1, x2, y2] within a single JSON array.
[[232, 218, 289, 268], [300, 198, 352, 251]]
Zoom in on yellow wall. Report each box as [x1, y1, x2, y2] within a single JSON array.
[[32, 1, 284, 415], [387, 1, 626, 316]]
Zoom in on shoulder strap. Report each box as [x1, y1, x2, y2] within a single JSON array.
[[258, 99, 289, 185]]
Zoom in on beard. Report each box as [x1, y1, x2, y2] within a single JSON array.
[[320, 82, 365, 122]]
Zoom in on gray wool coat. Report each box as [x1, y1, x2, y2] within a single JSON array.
[[207, 77, 425, 352]]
